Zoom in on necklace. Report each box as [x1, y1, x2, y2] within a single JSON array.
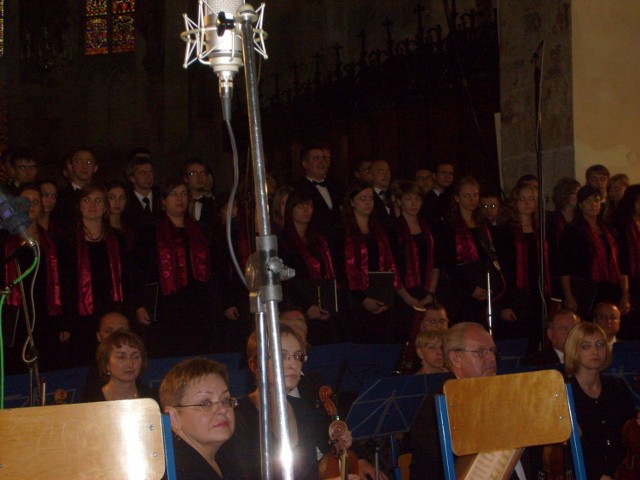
[[83, 227, 104, 242]]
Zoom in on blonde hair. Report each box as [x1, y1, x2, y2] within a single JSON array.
[[415, 330, 445, 349], [564, 323, 611, 377]]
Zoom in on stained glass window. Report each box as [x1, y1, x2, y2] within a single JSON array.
[[0, 0, 5, 58], [85, 0, 135, 55]]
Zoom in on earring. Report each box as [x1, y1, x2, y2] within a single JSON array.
[[107, 370, 111, 376]]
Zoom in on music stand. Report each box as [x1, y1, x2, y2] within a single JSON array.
[[346, 373, 448, 479]]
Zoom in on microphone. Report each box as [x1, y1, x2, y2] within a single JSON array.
[[0, 189, 37, 250], [203, 0, 244, 120]]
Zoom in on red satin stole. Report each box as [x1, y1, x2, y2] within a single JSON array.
[[397, 215, 434, 290], [344, 226, 401, 291], [77, 230, 123, 316], [156, 216, 210, 295], [289, 226, 335, 280], [514, 227, 550, 295], [5, 227, 62, 315], [587, 221, 621, 283], [454, 218, 492, 264]]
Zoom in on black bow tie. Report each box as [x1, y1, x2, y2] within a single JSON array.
[[312, 180, 327, 187], [378, 190, 386, 197]]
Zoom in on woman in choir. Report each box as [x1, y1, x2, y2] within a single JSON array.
[[270, 185, 293, 237], [3, 184, 66, 373], [604, 173, 629, 223], [106, 180, 134, 249], [160, 358, 236, 480], [37, 180, 63, 240], [58, 183, 129, 367], [564, 322, 640, 480], [389, 180, 439, 342], [612, 184, 640, 338], [438, 176, 500, 326], [547, 177, 581, 300], [89, 329, 156, 402], [493, 183, 550, 347], [339, 181, 419, 343], [279, 189, 338, 344], [559, 185, 630, 320], [133, 179, 213, 358]]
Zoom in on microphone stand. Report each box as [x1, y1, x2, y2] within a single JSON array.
[[236, 6, 294, 480], [533, 41, 547, 351]]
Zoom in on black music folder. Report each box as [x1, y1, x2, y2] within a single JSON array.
[[297, 278, 339, 315], [365, 271, 395, 306]]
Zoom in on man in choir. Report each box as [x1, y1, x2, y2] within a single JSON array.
[[415, 168, 434, 195], [522, 309, 581, 366], [585, 164, 610, 204], [122, 150, 161, 237], [592, 302, 621, 346], [352, 157, 373, 184], [479, 192, 501, 226], [370, 159, 394, 227], [8, 150, 38, 192], [54, 148, 98, 231], [421, 161, 455, 225], [291, 142, 343, 242], [410, 322, 500, 479], [182, 157, 216, 242]]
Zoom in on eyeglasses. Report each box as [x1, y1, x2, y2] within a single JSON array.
[[17, 165, 37, 171], [187, 171, 211, 177], [481, 204, 498, 209], [73, 159, 95, 166], [282, 351, 307, 363], [454, 347, 498, 359], [173, 397, 238, 412]]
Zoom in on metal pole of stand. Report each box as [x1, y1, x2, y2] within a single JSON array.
[[237, 6, 294, 480], [487, 269, 493, 336]]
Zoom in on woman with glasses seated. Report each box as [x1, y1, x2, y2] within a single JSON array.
[[58, 183, 129, 367], [559, 185, 630, 320], [563, 322, 640, 480], [414, 330, 447, 375], [219, 324, 362, 480], [160, 358, 236, 480]]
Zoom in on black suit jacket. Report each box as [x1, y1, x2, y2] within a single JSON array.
[[521, 346, 561, 367], [122, 186, 162, 240], [53, 184, 80, 232], [291, 177, 344, 242]]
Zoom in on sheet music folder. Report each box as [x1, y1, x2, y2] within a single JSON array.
[[366, 271, 395, 306], [345, 373, 447, 441], [297, 278, 339, 314]]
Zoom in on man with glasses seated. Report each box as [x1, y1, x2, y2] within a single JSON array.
[[407, 322, 528, 479]]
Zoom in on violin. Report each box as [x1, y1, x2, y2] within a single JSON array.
[[616, 418, 640, 480], [542, 442, 573, 480], [318, 385, 359, 480]]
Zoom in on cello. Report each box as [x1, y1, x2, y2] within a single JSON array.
[[318, 385, 359, 480]]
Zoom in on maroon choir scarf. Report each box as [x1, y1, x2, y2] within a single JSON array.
[[586, 221, 621, 283], [397, 215, 434, 290], [514, 227, 550, 295], [289, 226, 335, 280], [626, 220, 640, 278], [156, 216, 210, 295], [454, 217, 492, 264], [5, 227, 62, 315], [77, 230, 123, 316], [344, 226, 401, 291]]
